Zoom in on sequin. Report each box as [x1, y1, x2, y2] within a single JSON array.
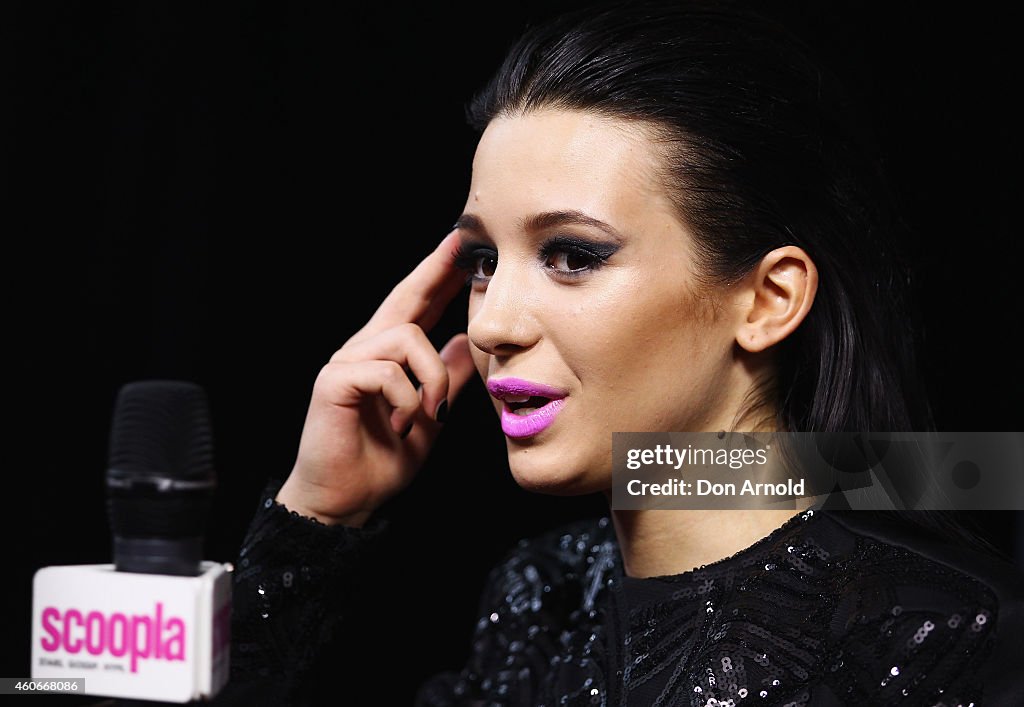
[[225, 480, 1006, 706]]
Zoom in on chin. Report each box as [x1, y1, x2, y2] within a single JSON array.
[[506, 446, 606, 496]]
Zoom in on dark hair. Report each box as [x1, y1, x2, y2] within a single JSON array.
[[467, 0, 926, 433], [464, 0, 1006, 557]]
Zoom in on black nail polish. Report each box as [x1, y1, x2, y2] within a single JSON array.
[[400, 422, 414, 439], [435, 399, 449, 424]]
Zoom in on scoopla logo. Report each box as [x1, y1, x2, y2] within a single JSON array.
[[40, 603, 186, 673]]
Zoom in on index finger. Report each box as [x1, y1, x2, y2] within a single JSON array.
[[353, 230, 466, 342]]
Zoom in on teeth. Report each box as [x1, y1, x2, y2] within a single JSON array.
[[504, 395, 531, 403], [514, 407, 539, 416]]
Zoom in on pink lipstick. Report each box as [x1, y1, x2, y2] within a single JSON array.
[[486, 377, 568, 439]]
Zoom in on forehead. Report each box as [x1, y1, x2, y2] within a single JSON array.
[[467, 109, 670, 220]]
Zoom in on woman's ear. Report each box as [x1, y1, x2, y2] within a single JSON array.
[[734, 246, 818, 353]]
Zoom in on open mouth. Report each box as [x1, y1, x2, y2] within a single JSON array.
[[504, 395, 552, 416], [498, 393, 567, 438]]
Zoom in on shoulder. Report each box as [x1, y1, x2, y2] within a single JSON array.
[[815, 511, 1024, 705], [485, 514, 618, 583], [478, 515, 619, 617], [818, 510, 1024, 616]]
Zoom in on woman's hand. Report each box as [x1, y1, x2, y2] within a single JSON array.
[[275, 231, 477, 527]]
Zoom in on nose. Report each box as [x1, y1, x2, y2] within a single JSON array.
[[467, 261, 540, 356]]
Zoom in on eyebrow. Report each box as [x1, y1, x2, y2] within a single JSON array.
[[454, 210, 626, 243]]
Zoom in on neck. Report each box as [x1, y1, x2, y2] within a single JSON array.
[[602, 422, 812, 579], [603, 505, 807, 578]]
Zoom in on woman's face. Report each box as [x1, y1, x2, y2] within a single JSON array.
[[457, 109, 748, 495]]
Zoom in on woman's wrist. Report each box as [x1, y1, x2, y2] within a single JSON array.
[[274, 477, 373, 528]]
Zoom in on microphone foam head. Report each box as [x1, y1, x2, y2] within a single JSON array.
[[108, 380, 214, 482], [106, 380, 217, 572]]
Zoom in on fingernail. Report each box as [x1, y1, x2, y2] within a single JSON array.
[[400, 422, 414, 439], [434, 399, 448, 424]]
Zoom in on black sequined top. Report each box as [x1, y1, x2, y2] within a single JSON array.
[[213, 479, 1024, 706]]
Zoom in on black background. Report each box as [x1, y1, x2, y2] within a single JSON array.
[[9, 1, 1023, 704]]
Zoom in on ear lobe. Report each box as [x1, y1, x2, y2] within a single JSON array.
[[736, 246, 818, 353]]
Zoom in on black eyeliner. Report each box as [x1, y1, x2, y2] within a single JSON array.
[[452, 241, 495, 270], [452, 235, 620, 284], [539, 235, 621, 261]]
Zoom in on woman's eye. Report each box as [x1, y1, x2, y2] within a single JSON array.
[[546, 248, 597, 273], [474, 255, 497, 278], [454, 239, 613, 285], [453, 246, 497, 281]]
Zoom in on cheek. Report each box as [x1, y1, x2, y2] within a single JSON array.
[[582, 278, 676, 347], [467, 298, 486, 376], [560, 278, 715, 396]]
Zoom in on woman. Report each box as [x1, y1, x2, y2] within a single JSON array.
[[217, 1, 1024, 705]]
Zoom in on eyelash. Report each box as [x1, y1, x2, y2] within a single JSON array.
[[452, 237, 617, 285]]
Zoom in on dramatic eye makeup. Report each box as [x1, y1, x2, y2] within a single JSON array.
[[452, 235, 621, 284]]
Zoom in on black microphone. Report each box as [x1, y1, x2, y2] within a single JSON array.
[[32, 380, 232, 702], [106, 380, 217, 576]]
